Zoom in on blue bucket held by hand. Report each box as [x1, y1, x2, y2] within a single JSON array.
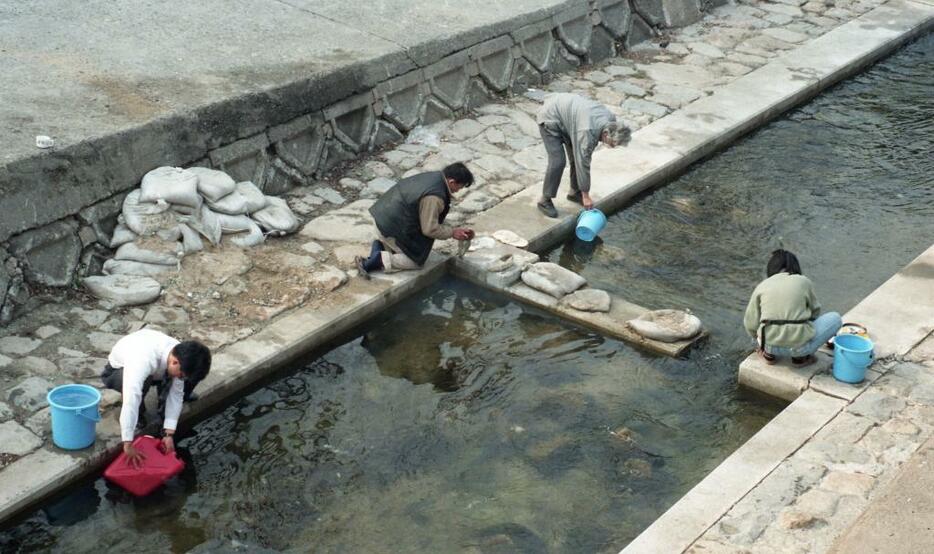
[[576, 208, 607, 242], [47, 384, 101, 450], [833, 334, 874, 384]]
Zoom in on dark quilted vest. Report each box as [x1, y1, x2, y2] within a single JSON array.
[[369, 171, 451, 266]]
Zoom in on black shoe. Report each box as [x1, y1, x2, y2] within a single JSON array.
[[355, 256, 370, 280], [567, 191, 583, 204], [184, 392, 199, 402], [537, 199, 558, 218]]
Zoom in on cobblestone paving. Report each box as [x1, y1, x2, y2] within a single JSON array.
[[688, 337, 934, 553], [0, 0, 902, 528]]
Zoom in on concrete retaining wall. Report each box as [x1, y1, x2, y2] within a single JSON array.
[[0, 0, 721, 325]]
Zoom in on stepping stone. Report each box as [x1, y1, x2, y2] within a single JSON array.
[[60, 357, 108, 379], [309, 265, 348, 292], [363, 177, 397, 198], [312, 187, 346, 206], [448, 119, 486, 140], [143, 306, 190, 326], [688, 42, 726, 58], [34, 326, 61, 339], [622, 98, 669, 118], [88, 332, 123, 354], [0, 336, 41, 356], [0, 421, 43, 456], [6, 376, 54, 413], [18, 357, 57, 377], [83, 275, 162, 306]]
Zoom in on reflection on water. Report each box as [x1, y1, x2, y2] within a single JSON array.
[[2, 32, 932, 554]]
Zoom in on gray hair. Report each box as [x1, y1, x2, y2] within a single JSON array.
[[604, 122, 631, 145]]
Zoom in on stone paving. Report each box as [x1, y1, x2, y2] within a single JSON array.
[[0, 0, 919, 533], [687, 336, 934, 553]]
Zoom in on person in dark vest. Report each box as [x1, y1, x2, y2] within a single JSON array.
[[356, 162, 475, 278]]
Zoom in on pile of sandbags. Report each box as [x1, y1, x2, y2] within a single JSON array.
[[104, 166, 300, 278]]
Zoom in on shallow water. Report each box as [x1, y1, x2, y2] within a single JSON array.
[[3, 32, 932, 554]]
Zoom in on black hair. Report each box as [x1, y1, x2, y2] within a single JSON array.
[[442, 162, 474, 188], [172, 340, 212, 383], [766, 249, 802, 277]]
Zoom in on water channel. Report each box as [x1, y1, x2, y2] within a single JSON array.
[[1, 32, 931, 554]]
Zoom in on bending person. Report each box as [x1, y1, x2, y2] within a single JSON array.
[[536, 93, 631, 218], [356, 162, 475, 278], [744, 249, 842, 366]]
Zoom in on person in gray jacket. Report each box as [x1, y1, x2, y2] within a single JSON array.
[[536, 93, 631, 218]]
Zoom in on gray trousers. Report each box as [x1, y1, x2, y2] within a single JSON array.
[[540, 124, 579, 199]]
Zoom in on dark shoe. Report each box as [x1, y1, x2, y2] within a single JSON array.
[[792, 355, 817, 367], [757, 349, 776, 365], [567, 190, 583, 204], [184, 392, 199, 402], [354, 256, 370, 280], [537, 199, 558, 218]]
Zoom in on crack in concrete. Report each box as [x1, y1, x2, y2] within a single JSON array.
[[270, 0, 421, 70]]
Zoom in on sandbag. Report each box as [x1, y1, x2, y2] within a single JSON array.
[[207, 190, 250, 215], [156, 225, 182, 242], [140, 167, 201, 208], [121, 190, 177, 236], [115, 241, 179, 266], [178, 223, 204, 254], [179, 205, 222, 245], [188, 167, 237, 202], [216, 213, 255, 234], [110, 223, 137, 248], [229, 220, 265, 247], [237, 181, 267, 213], [627, 310, 702, 343], [104, 258, 174, 277], [251, 196, 300, 235]]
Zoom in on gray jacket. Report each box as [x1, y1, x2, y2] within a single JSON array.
[[537, 93, 616, 193]]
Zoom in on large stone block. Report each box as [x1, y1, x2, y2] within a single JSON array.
[[324, 92, 377, 154], [7, 218, 82, 287], [469, 36, 515, 93], [263, 157, 305, 195], [208, 133, 270, 187], [420, 97, 456, 125], [318, 138, 356, 175], [370, 120, 405, 150], [0, 252, 26, 325], [510, 59, 544, 94], [78, 192, 127, 246], [268, 113, 329, 177], [554, 6, 593, 56], [590, 25, 618, 62], [597, 0, 633, 38], [627, 13, 656, 49], [512, 20, 557, 73], [632, 0, 666, 27], [664, 0, 704, 27], [425, 51, 471, 111], [465, 79, 498, 112], [375, 71, 428, 132]]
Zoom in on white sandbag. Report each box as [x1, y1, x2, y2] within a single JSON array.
[[140, 167, 201, 208], [170, 204, 198, 216], [156, 225, 182, 242], [251, 196, 300, 235], [207, 189, 250, 215], [121, 190, 177, 236], [627, 310, 702, 343], [115, 241, 179, 266], [520, 262, 586, 299], [103, 258, 174, 277], [216, 213, 255, 234], [189, 166, 237, 202], [109, 223, 137, 248], [178, 223, 204, 254], [83, 274, 162, 306], [237, 181, 267, 213], [179, 205, 222, 245], [229, 220, 265, 247]]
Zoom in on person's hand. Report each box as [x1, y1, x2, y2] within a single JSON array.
[[581, 192, 594, 210], [124, 442, 146, 469], [161, 434, 175, 454], [452, 228, 473, 241]]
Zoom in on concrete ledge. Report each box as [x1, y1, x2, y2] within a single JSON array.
[[622, 390, 846, 553]]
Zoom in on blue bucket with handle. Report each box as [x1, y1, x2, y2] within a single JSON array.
[[833, 334, 874, 384], [47, 384, 101, 450], [576, 208, 607, 242]]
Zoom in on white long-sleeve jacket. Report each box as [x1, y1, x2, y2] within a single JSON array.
[[108, 329, 182, 441]]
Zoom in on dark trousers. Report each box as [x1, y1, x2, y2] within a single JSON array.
[[540, 124, 579, 199], [100, 364, 197, 424]]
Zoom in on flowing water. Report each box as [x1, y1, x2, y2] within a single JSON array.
[[2, 33, 932, 554]]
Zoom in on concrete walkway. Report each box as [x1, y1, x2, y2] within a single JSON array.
[[0, 1, 932, 548]]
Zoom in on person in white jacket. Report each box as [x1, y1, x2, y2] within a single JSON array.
[[100, 329, 211, 467], [536, 93, 631, 218]]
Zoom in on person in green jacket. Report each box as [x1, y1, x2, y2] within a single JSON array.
[[744, 249, 842, 366]]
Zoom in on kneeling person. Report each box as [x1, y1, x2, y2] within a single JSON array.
[[101, 329, 211, 467], [356, 162, 475, 278]]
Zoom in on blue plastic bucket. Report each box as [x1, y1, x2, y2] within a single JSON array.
[[47, 384, 101, 450], [833, 334, 874, 384], [576, 209, 607, 242]]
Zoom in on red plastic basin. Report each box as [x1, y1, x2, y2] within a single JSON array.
[[103, 435, 185, 496]]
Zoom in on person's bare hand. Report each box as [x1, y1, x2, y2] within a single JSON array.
[[453, 228, 474, 241], [581, 192, 594, 210], [161, 434, 175, 454], [123, 442, 146, 469]]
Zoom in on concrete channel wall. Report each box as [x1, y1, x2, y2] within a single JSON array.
[[0, 0, 724, 325]]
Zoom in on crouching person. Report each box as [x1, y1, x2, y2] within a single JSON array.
[[101, 329, 211, 467], [355, 162, 476, 278]]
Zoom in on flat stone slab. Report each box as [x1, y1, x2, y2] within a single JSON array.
[[0, 421, 43, 456]]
